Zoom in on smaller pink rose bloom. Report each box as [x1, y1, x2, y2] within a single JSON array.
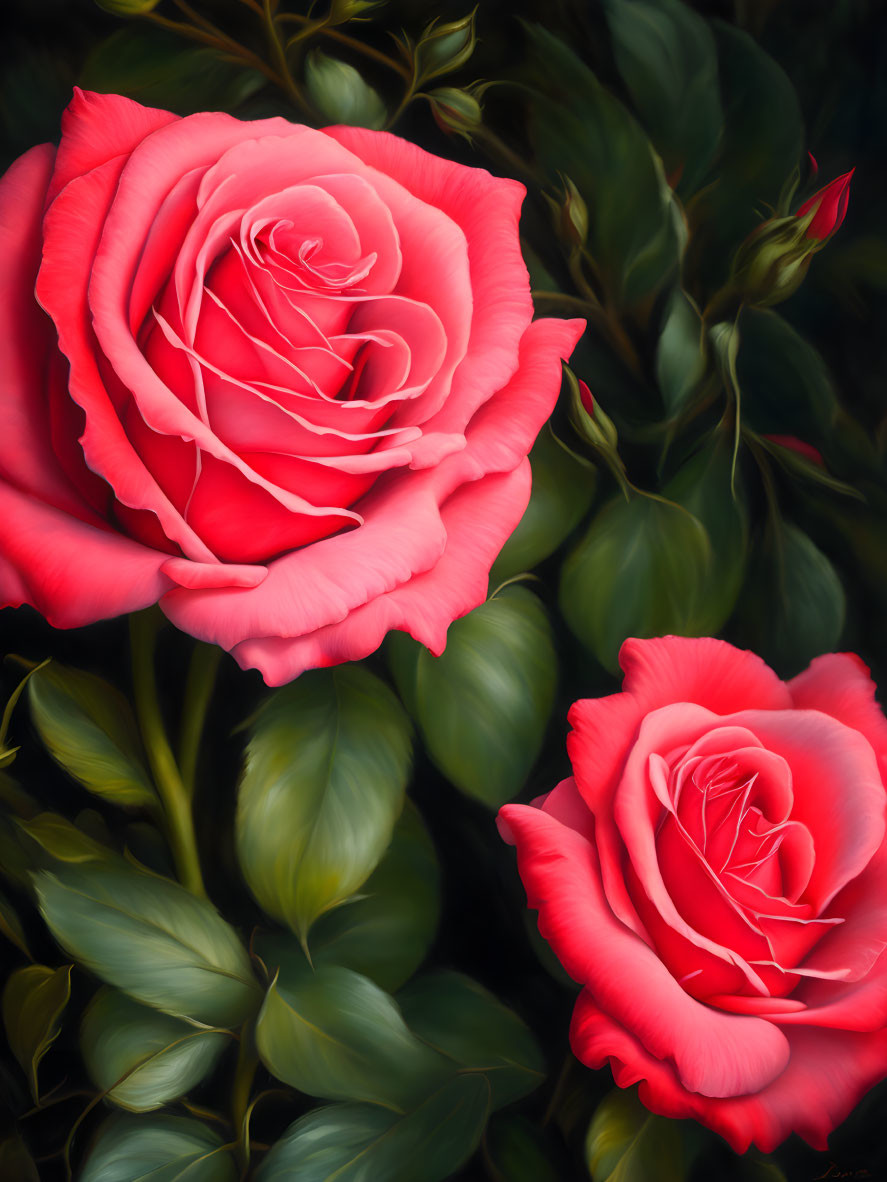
[[0, 90, 582, 684], [499, 636, 887, 1153], [795, 168, 854, 241]]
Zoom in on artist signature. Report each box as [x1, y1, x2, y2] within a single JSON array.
[[812, 1164, 872, 1180]]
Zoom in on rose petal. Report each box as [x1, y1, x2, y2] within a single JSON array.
[[790, 652, 887, 783]]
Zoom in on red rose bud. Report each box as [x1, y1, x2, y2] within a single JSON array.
[[763, 434, 826, 467], [577, 379, 595, 417], [807, 151, 819, 182], [566, 367, 618, 455], [795, 168, 854, 241]]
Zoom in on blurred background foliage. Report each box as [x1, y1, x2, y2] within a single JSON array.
[[1, 1, 887, 1179]]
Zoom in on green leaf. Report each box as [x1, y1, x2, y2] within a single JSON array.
[[255, 963, 445, 1108], [258, 801, 440, 993], [81, 988, 228, 1112], [305, 50, 387, 128], [484, 1114, 563, 1182], [34, 862, 258, 1027], [0, 888, 32, 959], [388, 585, 557, 808], [655, 288, 708, 418], [560, 493, 712, 671], [585, 1088, 683, 1182], [398, 971, 546, 1110], [735, 307, 838, 440], [735, 522, 845, 678], [0, 1133, 39, 1182], [256, 1075, 491, 1182], [523, 24, 685, 306], [79, 26, 264, 116], [490, 426, 598, 583], [601, 0, 722, 196], [79, 1114, 237, 1182], [663, 431, 748, 634], [28, 665, 156, 810], [2, 963, 72, 1101], [17, 812, 114, 864], [236, 664, 412, 943]]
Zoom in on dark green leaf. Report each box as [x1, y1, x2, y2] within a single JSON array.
[[2, 963, 71, 1100], [523, 24, 685, 306], [305, 50, 386, 128], [236, 665, 412, 943], [0, 887, 31, 959], [560, 493, 712, 671], [663, 431, 748, 633], [79, 27, 264, 116], [388, 585, 557, 808], [28, 665, 156, 810], [81, 988, 228, 1112], [398, 971, 545, 1110], [0, 1133, 38, 1182], [258, 801, 440, 993], [735, 522, 845, 678], [602, 0, 722, 196], [735, 308, 838, 439], [484, 1114, 562, 1182], [585, 1088, 684, 1182], [79, 1114, 237, 1182], [490, 427, 597, 583], [255, 963, 445, 1108], [34, 863, 258, 1027], [656, 288, 708, 418], [256, 1076, 491, 1182]]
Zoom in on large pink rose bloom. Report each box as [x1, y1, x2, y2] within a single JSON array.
[[0, 89, 582, 684], [499, 637, 887, 1152]]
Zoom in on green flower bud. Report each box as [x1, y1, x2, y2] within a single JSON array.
[[426, 86, 483, 142], [728, 211, 817, 308], [565, 366, 619, 456], [305, 50, 387, 129], [415, 9, 478, 85], [544, 174, 588, 250], [94, 0, 161, 14], [328, 0, 384, 24]]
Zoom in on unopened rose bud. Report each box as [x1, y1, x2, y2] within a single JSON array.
[[795, 169, 854, 242], [728, 215, 815, 308], [544, 175, 588, 250], [94, 0, 160, 12], [763, 435, 825, 467], [305, 50, 387, 129], [427, 87, 483, 142], [328, 0, 383, 23], [415, 9, 477, 85], [566, 368, 618, 455], [807, 151, 819, 183]]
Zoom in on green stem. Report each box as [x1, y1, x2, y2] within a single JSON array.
[[143, 9, 284, 91], [279, 17, 412, 79], [232, 1024, 260, 1168], [262, 0, 313, 115], [130, 611, 207, 898], [178, 642, 223, 796]]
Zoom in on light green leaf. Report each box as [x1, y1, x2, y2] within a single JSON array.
[[17, 812, 113, 864], [388, 585, 557, 808], [560, 493, 712, 671], [256, 1075, 491, 1182], [34, 863, 258, 1028], [258, 801, 440, 993], [81, 988, 228, 1112], [398, 971, 546, 1110], [236, 665, 412, 943], [305, 50, 387, 128], [2, 963, 72, 1100], [491, 427, 597, 583], [585, 1088, 683, 1182], [79, 1114, 237, 1182], [255, 963, 445, 1108], [28, 664, 156, 810]]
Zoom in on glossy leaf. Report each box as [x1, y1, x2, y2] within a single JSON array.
[[34, 863, 258, 1027], [586, 1088, 683, 1182], [256, 1075, 491, 1182], [523, 24, 685, 306], [236, 665, 412, 943], [28, 664, 156, 810], [79, 1114, 237, 1182], [656, 288, 708, 418], [255, 963, 445, 1108], [388, 585, 557, 808], [735, 522, 845, 678], [258, 801, 440, 993], [18, 812, 113, 864], [663, 431, 748, 634], [398, 971, 545, 1110], [81, 988, 228, 1112], [735, 307, 838, 439], [305, 50, 387, 128], [79, 26, 264, 115], [560, 493, 712, 671], [2, 963, 72, 1100], [0, 887, 31, 959], [602, 0, 722, 196], [491, 427, 597, 583]]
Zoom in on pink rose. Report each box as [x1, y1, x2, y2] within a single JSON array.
[[0, 89, 581, 684], [499, 636, 887, 1152]]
